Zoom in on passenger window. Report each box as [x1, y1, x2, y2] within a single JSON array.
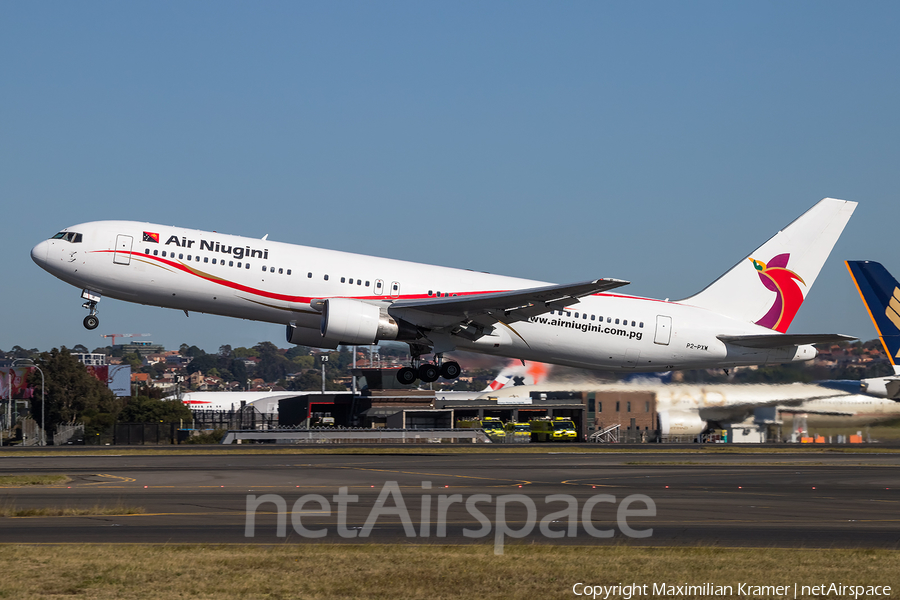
[[583, 313, 588, 319], [153, 250, 158, 256], [607, 317, 611, 323], [639, 322, 643, 328], [341, 277, 346, 283], [145, 249, 150, 254], [179, 254, 184, 259], [262, 266, 267, 272], [287, 269, 291, 275], [279, 268, 283, 274], [237, 262, 242, 268], [615, 319, 619, 324], [229, 261, 234, 267], [308, 273, 312, 278], [566, 311, 571, 317], [187, 255, 191, 260], [365, 281, 370, 287], [162, 251, 167, 257], [631, 321, 635, 327], [574, 312, 579, 318], [357, 279, 361, 285], [324, 275, 329, 280], [245, 263, 250, 269], [204, 257, 208, 263]]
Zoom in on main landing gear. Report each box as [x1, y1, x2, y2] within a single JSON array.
[[396, 352, 461, 385], [81, 289, 100, 330]]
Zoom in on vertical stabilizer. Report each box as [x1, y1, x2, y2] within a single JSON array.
[[680, 198, 856, 332], [846, 260, 900, 370]]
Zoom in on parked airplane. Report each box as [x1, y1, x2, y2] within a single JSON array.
[[817, 260, 900, 399], [31, 198, 856, 383], [177, 359, 552, 411], [481, 381, 900, 438]]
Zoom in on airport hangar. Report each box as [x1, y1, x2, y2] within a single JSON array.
[[179, 367, 663, 442]]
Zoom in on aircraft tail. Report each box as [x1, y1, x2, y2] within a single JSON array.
[[846, 260, 900, 369], [483, 361, 551, 391], [680, 198, 856, 332]]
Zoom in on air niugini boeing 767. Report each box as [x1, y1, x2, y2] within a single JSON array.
[[31, 198, 857, 384]]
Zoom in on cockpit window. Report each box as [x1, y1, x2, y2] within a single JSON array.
[[50, 232, 83, 243]]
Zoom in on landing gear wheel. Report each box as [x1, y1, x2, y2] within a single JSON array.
[[83, 315, 99, 330], [440, 361, 461, 380], [418, 363, 440, 383], [396, 367, 417, 385]]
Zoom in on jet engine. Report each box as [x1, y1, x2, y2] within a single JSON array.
[[657, 409, 707, 438], [286, 323, 341, 349], [319, 298, 399, 345]]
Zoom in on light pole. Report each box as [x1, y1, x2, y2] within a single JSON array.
[[320, 354, 329, 394], [13, 359, 45, 446]]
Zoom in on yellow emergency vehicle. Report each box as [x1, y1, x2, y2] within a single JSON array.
[[504, 421, 531, 443], [529, 417, 578, 442], [458, 417, 506, 442]]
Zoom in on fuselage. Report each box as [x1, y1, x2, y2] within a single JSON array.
[[31, 220, 816, 372]]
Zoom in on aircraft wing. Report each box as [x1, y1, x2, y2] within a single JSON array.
[[699, 392, 851, 422], [388, 279, 629, 331], [777, 407, 855, 417], [717, 333, 857, 349]]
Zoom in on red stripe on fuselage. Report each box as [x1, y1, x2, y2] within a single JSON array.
[[94, 250, 680, 308]]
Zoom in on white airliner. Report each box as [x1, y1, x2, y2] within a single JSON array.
[[480, 381, 900, 437], [31, 198, 856, 384]]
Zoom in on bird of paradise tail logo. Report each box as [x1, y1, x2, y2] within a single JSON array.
[[749, 253, 806, 333]]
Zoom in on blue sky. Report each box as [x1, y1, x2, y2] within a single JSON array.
[[2, 2, 899, 353]]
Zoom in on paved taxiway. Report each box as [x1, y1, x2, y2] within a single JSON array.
[[1, 449, 899, 547]]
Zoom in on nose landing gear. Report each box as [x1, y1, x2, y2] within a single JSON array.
[[83, 313, 99, 330], [81, 289, 101, 330]]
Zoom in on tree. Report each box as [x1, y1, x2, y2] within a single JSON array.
[[119, 396, 192, 422], [254, 341, 291, 382], [30, 347, 124, 434]]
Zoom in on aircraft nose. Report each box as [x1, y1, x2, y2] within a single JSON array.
[[30, 240, 49, 267]]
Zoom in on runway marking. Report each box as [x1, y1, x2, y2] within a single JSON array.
[[328, 465, 533, 487], [79, 474, 137, 486]]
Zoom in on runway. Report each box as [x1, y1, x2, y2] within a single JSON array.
[[1, 449, 899, 548]]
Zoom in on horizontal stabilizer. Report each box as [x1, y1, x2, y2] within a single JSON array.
[[717, 333, 856, 349]]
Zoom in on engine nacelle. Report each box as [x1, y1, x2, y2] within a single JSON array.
[[657, 409, 707, 437], [861, 376, 900, 399], [320, 298, 399, 345], [286, 323, 341, 349]]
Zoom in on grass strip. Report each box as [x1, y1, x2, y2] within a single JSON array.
[[0, 502, 145, 518], [0, 545, 896, 599], [0, 474, 70, 487]]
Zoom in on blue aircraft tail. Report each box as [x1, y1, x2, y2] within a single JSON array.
[[846, 261, 900, 369]]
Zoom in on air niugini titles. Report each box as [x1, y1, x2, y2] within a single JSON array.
[[161, 234, 269, 261]]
